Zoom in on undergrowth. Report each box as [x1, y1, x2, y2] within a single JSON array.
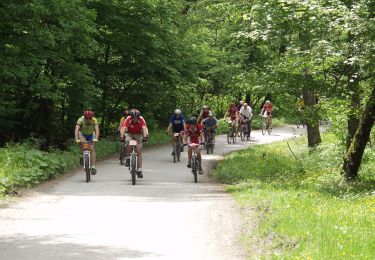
[[214, 134, 375, 259]]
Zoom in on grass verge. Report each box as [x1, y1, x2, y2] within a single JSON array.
[[213, 134, 375, 259], [0, 129, 170, 195]]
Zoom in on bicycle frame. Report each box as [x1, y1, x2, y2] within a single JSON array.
[[173, 133, 181, 162], [81, 141, 93, 183]]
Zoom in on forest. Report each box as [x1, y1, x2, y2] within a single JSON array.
[[0, 0, 374, 180]]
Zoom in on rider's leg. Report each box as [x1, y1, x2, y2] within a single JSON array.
[[196, 147, 203, 174], [187, 147, 192, 167], [124, 133, 131, 166], [136, 143, 143, 170]]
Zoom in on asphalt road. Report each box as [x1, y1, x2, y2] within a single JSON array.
[[0, 126, 304, 260]]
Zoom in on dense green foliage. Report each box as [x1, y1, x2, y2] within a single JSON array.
[[0, 1, 373, 180], [214, 135, 375, 258]]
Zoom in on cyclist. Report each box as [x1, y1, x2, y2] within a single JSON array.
[[224, 102, 239, 136], [118, 109, 130, 133], [120, 109, 149, 178], [260, 100, 273, 129], [201, 111, 218, 139], [75, 110, 99, 174], [166, 109, 186, 156], [197, 105, 211, 123], [183, 117, 205, 175], [237, 100, 244, 111], [239, 103, 253, 137]]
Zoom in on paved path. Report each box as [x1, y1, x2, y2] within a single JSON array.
[[0, 126, 304, 260]]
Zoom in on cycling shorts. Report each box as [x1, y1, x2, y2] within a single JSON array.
[[79, 133, 94, 142], [126, 133, 143, 144]]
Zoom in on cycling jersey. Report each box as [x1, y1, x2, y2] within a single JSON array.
[[198, 110, 210, 122], [123, 116, 147, 134], [185, 124, 202, 144], [263, 103, 273, 114], [240, 106, 253, 119], [227, 106, 238, 120], [169, 114, 185, 132], [202, 117, 217, 128], [76, 116, 98, 135]]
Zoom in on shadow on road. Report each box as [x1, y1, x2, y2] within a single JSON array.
[[0, 234, 156, 260]]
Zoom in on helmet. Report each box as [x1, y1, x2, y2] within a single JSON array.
[[202, 105, 209, 109], [244, 103, 248, 106], [230, 102, 235, 106], [189, 117, 197, 125], [130, 109, 140, 118], [208, 111, 214, 117], [265, 100, 271, 104], [239, 100, 244, 104], [174, 109, 181, 115], [84, 110, 94, 120]]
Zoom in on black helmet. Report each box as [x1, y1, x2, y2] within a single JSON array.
[[189, 117, 197, 125]]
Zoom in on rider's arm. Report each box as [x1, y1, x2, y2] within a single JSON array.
[[166, 123, 172, 133], [199, 131, 205, 144], [223, 110, 229, 119], [94, 124, 100, 140], [74, 124, 80, 140], [142, 125, 149, 137]]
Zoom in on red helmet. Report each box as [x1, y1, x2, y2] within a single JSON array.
[[83, 110, 94, 119], [130, 109, 140, 118]]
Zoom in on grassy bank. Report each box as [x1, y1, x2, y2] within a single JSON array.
[[0, 130, 170, 195], [213, 134, 375, 259]]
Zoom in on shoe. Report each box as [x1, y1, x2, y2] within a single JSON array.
[[187, 163, 191, 168], [199, 167, 204, 175], [171, 151, 175, 156], [79, 157, 83, 165], [125, 159, 130, 167], [91, 167, 97, 175], [137, 170, 143, 178]]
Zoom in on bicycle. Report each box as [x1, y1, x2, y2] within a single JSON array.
[[119, 140, 128, 165], [187, 143, 204, 183], [240, 118, 251, 141], [204, 129, 215, 154], [226, 120, 237, 144], [260, 114, 272, 135], [128, 139, 138, 185], [172, 132, 182, 163], [81, 141, 94, 183]]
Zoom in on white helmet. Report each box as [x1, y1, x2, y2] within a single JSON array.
[[174, 109, 182, 115], [208, 111, 214, 117]]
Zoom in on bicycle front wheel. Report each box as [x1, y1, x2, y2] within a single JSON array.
[[84, 154, 90, 183], [227, 131, 232, 144], [131, 155, 137, 185]]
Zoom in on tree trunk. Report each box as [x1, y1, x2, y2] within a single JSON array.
[[342, 85, 375, 181], [303, 88, 322, 148]]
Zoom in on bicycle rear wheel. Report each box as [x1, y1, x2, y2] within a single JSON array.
[[84, 154, 90, 183], [240, 126, 245, 141]]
